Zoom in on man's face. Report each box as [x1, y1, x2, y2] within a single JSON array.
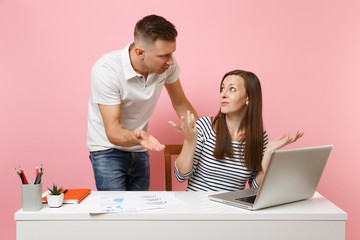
[[142, 39, 176, 74]]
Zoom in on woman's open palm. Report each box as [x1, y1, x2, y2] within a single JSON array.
[[267, 131, 304, 153], [169, 110, 198, 142]]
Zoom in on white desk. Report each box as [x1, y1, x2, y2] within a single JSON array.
[[15, 191, 347, 240]]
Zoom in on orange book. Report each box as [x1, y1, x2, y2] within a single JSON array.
[[42, 189, 91, 204]]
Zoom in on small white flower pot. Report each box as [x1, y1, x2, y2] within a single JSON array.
[[47, 193, 64, 208]]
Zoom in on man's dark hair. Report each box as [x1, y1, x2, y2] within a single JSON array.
[[134, 15, 178, 43]]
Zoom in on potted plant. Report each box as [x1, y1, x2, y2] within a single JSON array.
[[46, 184, 64, 208]]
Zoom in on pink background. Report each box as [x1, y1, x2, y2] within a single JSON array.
[[1, 0, 359, 239]]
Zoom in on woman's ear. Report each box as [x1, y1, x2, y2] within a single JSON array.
[[246, 97, 249, 106]]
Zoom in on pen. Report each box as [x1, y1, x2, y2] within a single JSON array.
[[20, 168, 29, 184], [35, 167, 44, 184], [15, 168, 20, 177], [34, 166, 42, 184], [15, 168, 25, 184], [34, 172, 40, 184]]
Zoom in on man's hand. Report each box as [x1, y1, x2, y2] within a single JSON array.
[[134, 130, 165, 151]]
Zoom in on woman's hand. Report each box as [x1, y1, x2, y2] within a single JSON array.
[[266, 131, 304, 153], [169, 110, 198, 142], [168, 111, 198, 175], [256, 131, 304, 185]]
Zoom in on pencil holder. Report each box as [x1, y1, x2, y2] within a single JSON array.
[[22, 182, 42, 212]]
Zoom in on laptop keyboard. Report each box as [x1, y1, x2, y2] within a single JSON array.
[[235, 195, 257, 203]]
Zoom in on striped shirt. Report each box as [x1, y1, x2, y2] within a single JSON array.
[[174, 116, 268, 191]]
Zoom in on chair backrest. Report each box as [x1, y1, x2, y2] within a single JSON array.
[[164, 144, 183, 191]]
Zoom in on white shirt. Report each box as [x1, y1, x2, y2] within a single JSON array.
[[87, 43, 180, 152]]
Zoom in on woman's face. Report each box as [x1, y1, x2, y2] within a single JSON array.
[[220, 75, 248, 115]]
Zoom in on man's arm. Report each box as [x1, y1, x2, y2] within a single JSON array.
[[165, 79, 198, 120], [98, 104, 164, 151]]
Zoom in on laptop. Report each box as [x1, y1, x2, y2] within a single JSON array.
[[208, 145, 332, 210]]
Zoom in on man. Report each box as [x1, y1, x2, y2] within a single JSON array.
[[87, 15, 198, 191]]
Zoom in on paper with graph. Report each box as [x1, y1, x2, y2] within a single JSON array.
[[88, 192, 186, 213]]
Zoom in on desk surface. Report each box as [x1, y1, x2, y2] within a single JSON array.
[[15, 191, 347, 240], [15, 191, 347, 221]]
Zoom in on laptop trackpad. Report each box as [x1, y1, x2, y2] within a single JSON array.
[[236, 195, 257, 204]]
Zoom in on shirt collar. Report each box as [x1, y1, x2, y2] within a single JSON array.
[[122, 42, 143, 80]]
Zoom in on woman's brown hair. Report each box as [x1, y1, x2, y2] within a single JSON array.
[[212, 70, 264, 171]]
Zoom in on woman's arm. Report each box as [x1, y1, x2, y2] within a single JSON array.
[[255, 132, 304, 185], [169, 111, 198, 175]]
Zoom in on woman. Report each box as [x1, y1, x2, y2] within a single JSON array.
[[169, 70, 303, 191]]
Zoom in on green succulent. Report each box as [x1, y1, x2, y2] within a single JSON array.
[[47, 183, 64, 195]]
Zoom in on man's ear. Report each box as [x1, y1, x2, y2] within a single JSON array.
[[134, 47, 145, 58]]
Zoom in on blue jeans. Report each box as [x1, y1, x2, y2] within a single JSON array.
[[89, 148, 150, 191]]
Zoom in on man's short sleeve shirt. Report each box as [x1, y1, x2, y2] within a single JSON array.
[[87, 42, 180, 152]]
